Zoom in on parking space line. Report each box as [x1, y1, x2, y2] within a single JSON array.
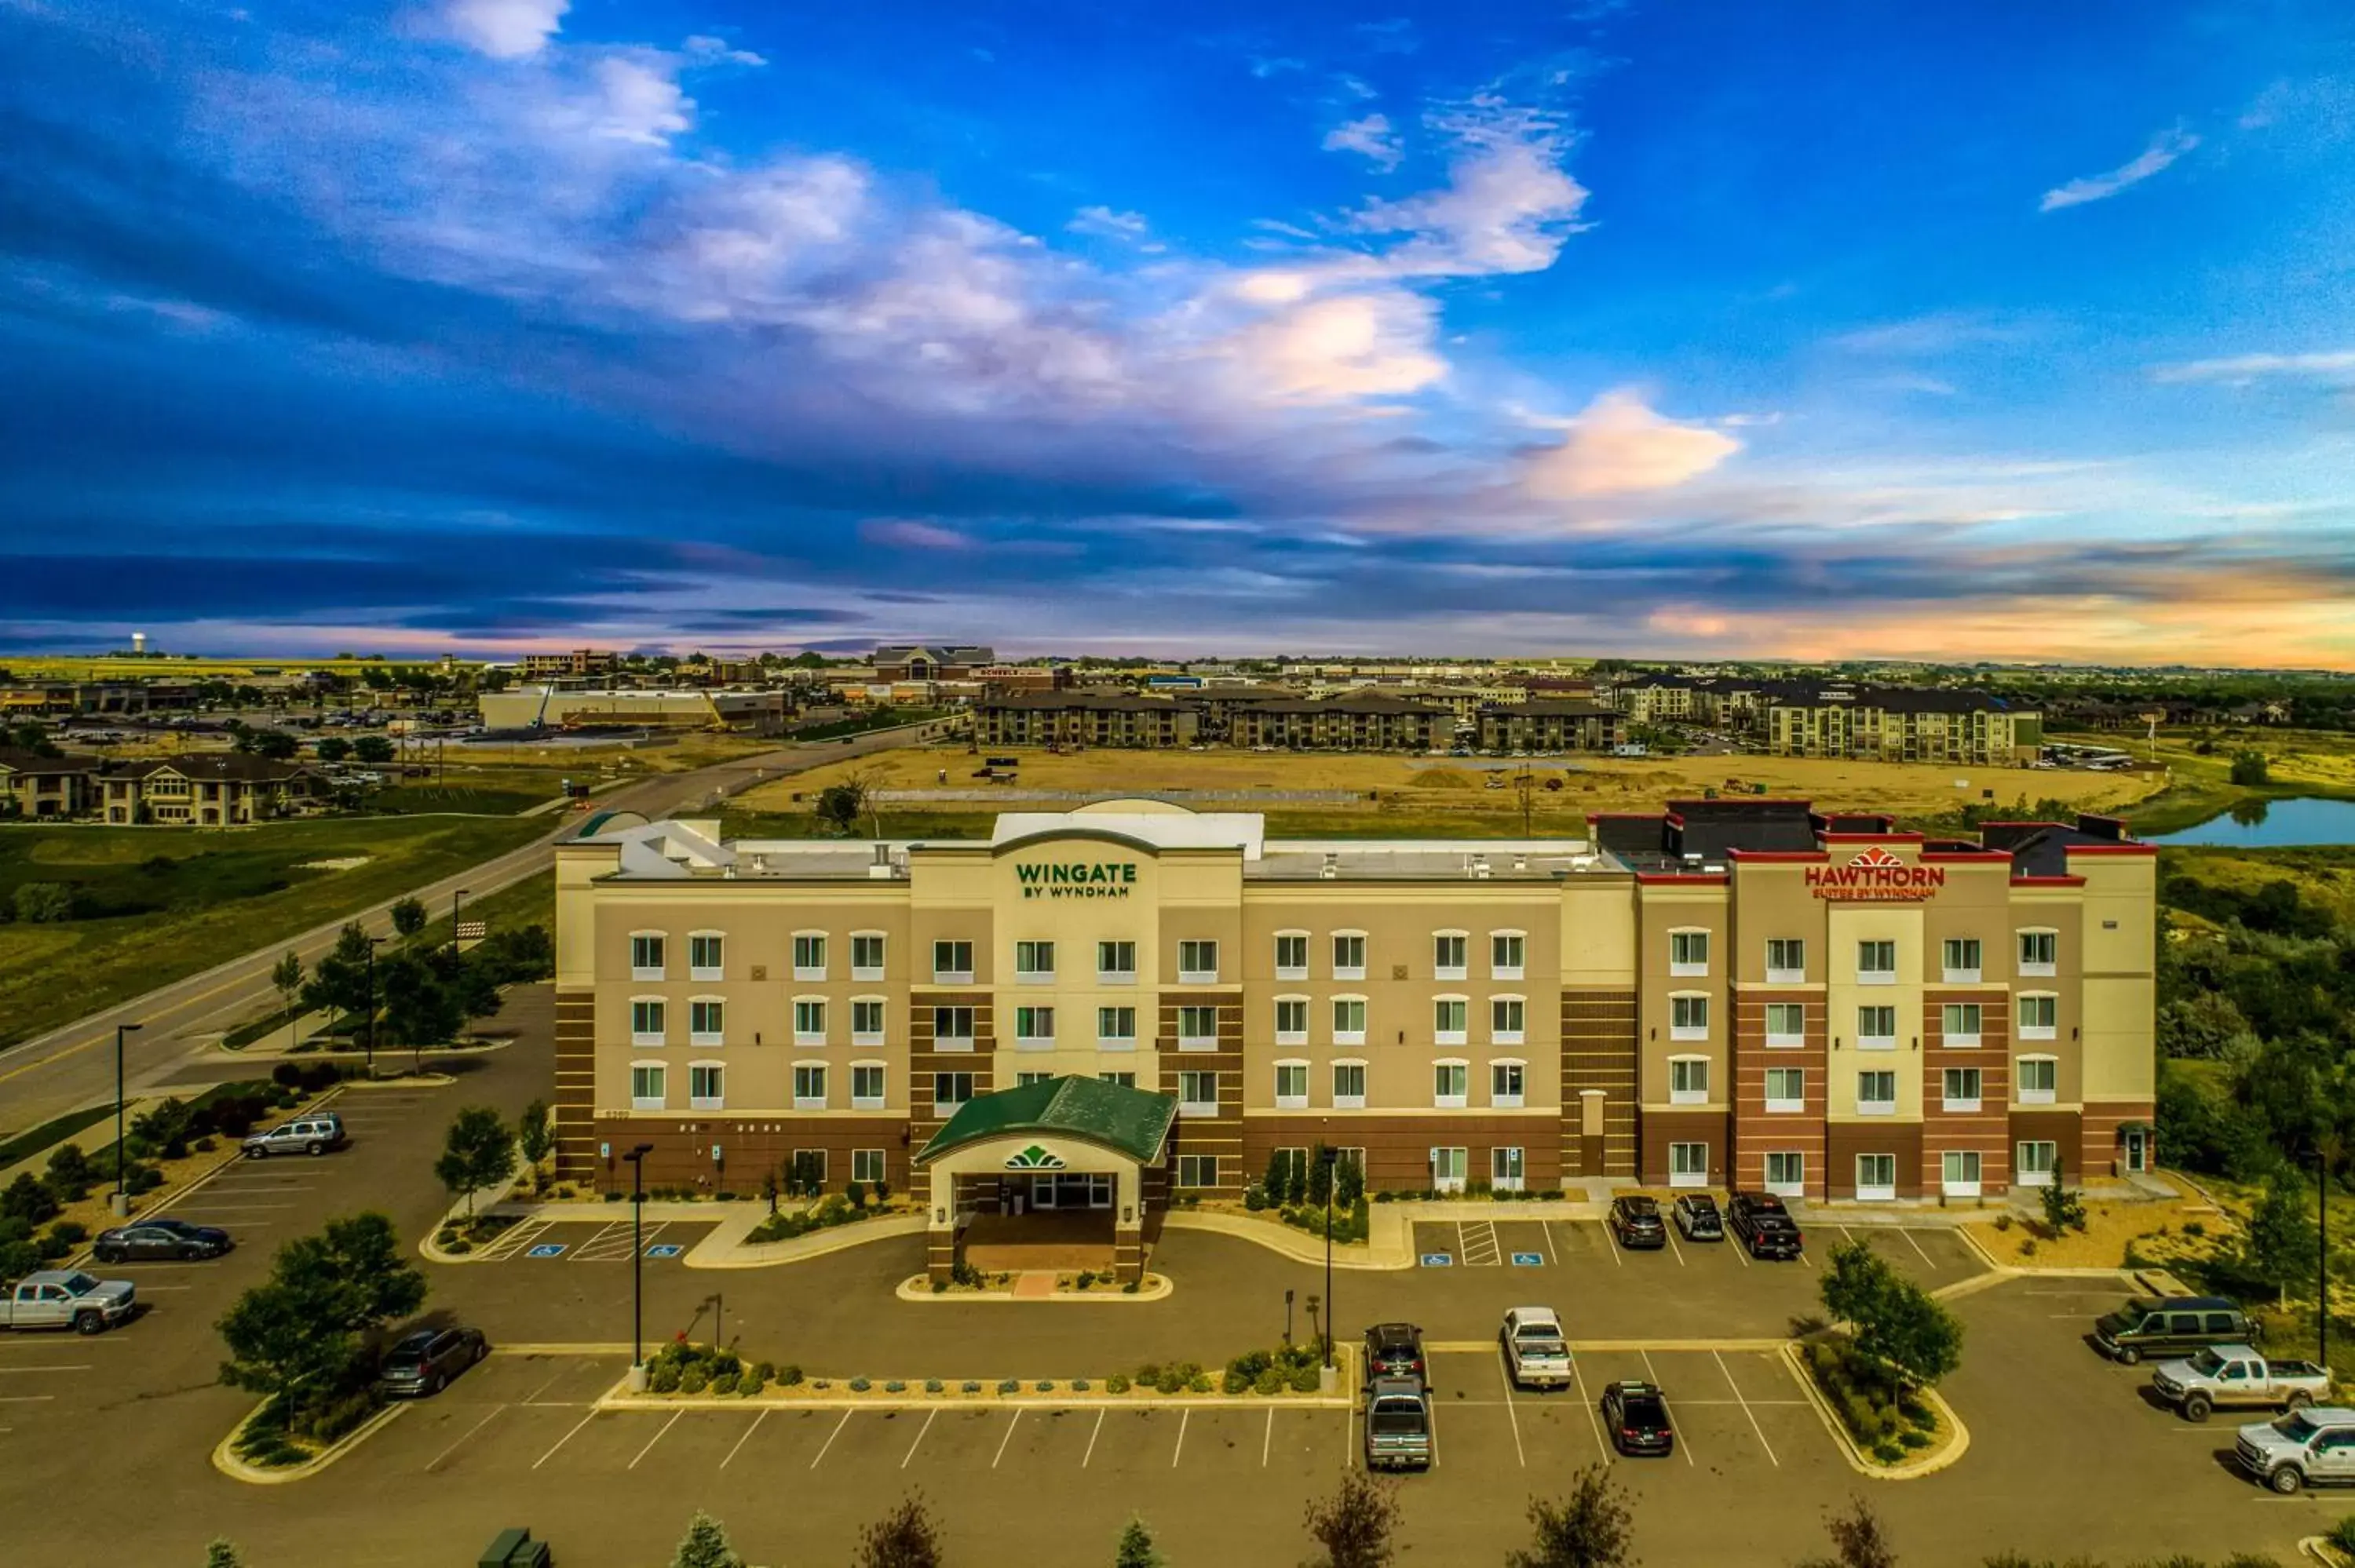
[[812, 1409, 853, 1469], [426, 1406, 506, 1472], [1495, 1352, 1525, 1468], [1083, 1408, 1105, 1468], [522, 1366, 571, 1404], [721, 1409, 767, 1469], [1170, 1408, 1189, 1467], [900, 1409, 936, 1468], [1640, 1350, 1694, 1468], [1663, 1225, 1687, 1267], [480, 1219, 553, 1262], [1345, 1385, 1355, 1468], [1898, 1228, 1937, 1267], [991, 1409, 1022, 1469], [0, 1395, 57, 1404], [532, 1409, 600, 1470], [1263, 1406, 1274, 1467], [1838, 1224, 1858, 1251], [628, 1409, 682, 1469], [1541, 1220, 1559, 1267], [1714, 1350, 1780, 1468], [0, 1366, 90, 1376], [1570, 1358, 1607, 1455]]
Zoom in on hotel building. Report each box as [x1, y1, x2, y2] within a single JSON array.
[[554, 799, 2153, 1282]]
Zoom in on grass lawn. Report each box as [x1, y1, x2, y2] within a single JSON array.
[[2122, 727, 2355, 836], [0, 815, 549, 1052]]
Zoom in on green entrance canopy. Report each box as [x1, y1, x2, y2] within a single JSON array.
[[915, 1074, 1178, 1167]]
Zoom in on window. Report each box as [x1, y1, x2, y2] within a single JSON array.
[[1857, 1070, 1897, 1115], [1178, 1005, 1221, 1051], [1013, 1006, 1055, 1048], [1941, 1150, 1982, 1195], [1765, 938, 1806, 983], [852, 1064, 885, 1110], [1942, 937, 1982, 983], [689, 1063, 724, 1110], [1670, 994, 1710, 1041], [1274, 998, 1309, 1045], [1857, 939, 1897, 984], [793, 1063, 826, 1110], [932, 939, 973, 984], [851, 999, 885, 1045], [1274, 1062, 1309, 1108], [1491, 932, 1525, 980], [1942, 1067, 1983, 1112], [1765, 1001, 1806, 1047], [793, 999, 826, 1046], [1669, 1056, 1710, 1105], [688, 1000, 724, 1047], [630, 1063, 666, 1110], [1433, 932, 1468, 981], [2018, 928, 2058, 977], [1331, 997, 1367, 1045], [1669, 928, 1710, 976], [1856, 1005, 1897, 1049], [688, 933, 724, 980], [933, 1071, 975, 1112], [630, 933, 666, 980], [2015, 1139, 2058, 1187], [1433, 1061, 1469, 1108], [1941, 1003, 1982, 1048], [1099, 1072, 1136, 1088], [1669, 1141, 1708, 1188], [1178, 1070, 1219, 1117], [1178, 939, 1219, 983], [1177, 1154, 1219, 1188], [1433, 997, 1468, 1045], [2017, 1056, 2058, 1105], [792, 932, 826, 981], [933, 1005, 975, 1051], [1097, 1006, 1137, 1048], [630, 999, 666, 1047], [1765, 1067, 1805, 1113], [1015, 939, 1055, 981], [1490, 997, 1525, 1045], [1429, 1146, 1468, 1191], [1855, 1152, 1897, 1201], [853, 1149, 885, 1185], [1274, 932, 1309, 979], [1331, 1061, 1367, 1109], [1332, 932, 1367, 981], [1765, 1150, 1805, 1197], [2017, 994, 2058, 1041], [1015, 1072, 1054, 1087], [1097, 940, 1136, 982], [1491, 1061, 1524, 1108], [1491, 1146, 1525, 1191], [790, 1149, 827, 1185], [851, 934, 885, 981]]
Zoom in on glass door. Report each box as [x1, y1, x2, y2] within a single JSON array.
[[1031, 1175, 1057, 1210]]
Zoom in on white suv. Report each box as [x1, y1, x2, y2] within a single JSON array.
[[241, 1113, 348, 1159]]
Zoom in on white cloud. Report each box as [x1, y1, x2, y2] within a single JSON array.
[[1067, 206, 1163, 250], [2151, 349, 2355, 385], [1347, 97, 1588, 277], [1210, 290, 1447, 403], [859, 518, 973, 550], [1521, 389, 1741, 498], [2039, 127, 2199, 212], [683, 34, 767, 67], [442, 0, 568, 60], [1324, 113, 1403, 172]]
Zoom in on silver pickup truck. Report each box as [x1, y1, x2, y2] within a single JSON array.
[[1501, 1306, 1574, 1391], [2152, 1346, 2331, 1422], [1363, 1378, 1433, 1471], [2, 1270, 137, 1336]]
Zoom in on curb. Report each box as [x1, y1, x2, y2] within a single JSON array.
[[2299, 1537, 2350, 1567], [343, 1072, 457, 1088], [1163, 1210, 1404, 1270], [600, 1390, 1356, 1413], [1429, 1336, 1791, 1354], [692, 1212, 922, 1269], [418, 1138, 534, 1264], [210, 1397, 407, 1486], [894, 1274, 1173, 1304], [1780, 1342, 1970, 1482]]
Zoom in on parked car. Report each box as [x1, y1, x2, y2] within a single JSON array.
[[2152, 1347, 2330, 1422], [1363, 1377, 1433, 1470], [1608, 1195, 1667, 1250], [241, 1112, 348, 1159], [1500, 1306, 1574, 1390], [2093, 1296, 2257, 1366], [1672, 1193, 1724, 1241], [1363, 1322, 1427, 1387], [91, 1218, 232, 1263], [1600, 1379, 1676, 1457], [1727, 1192, 1804, 1260], [2, 1270, 137, 1335], [379, 1326, 489, 1398], [2236, 1406, 2355, 1493]]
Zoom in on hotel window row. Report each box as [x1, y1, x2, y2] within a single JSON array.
[[1655, 930, 2061, 983]]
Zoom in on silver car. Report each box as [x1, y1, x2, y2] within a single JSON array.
[[241, 1112, 347, 1158], [2236, 1406, 2355, 1493]]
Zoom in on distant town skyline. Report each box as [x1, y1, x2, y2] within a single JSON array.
[[3, 2, 2352, 668]]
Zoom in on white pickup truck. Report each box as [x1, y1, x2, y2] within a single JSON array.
[[2, 1270, 138, 1336], [1501, 1306, 1575, 1390], [2152, 1345, 2331, 1422]]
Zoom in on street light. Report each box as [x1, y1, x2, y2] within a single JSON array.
[[112, 1022, 144, 1216], [1320, 1147, 1337, 1372], [625, 1143, 655, 1387], [363, 935, 388, 1080], [450, 888, 471, 953]]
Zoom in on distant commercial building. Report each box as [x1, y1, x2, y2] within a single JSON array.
[[1476, 700, 1622, 753], [519, 650, 620, 680], [874, 645, 995, 683], [0, 750, 98, 817], [973, 665, 1070, 694], [101, 756, 326, 826], [0, 681, 187, 717], [477, 687, 787, 733], [975, 691, 1199, 748]]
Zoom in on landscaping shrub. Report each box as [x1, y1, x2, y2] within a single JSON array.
[[885, 1380, 906, 1393], [998, 1377, 1019, 1395], [272, 1063, 303, 1088], [1071, 1379, 1089, 1392], [649, 1363, 681, 1394], [2330, 1514, 2355, 1555], [737, 1369, 765, 1397], [962, 1380, 983, 1394], [1188, 1371, 1214, 1394], [1871, 1440, 1904, 1464], [35, 1232, 71, 1261], [678, 1366, 710, 1395], [925, 1378, 944, 1394], [1899, 1430, 1930, 1449], [45, 1144, 95, 1199], [1153, 1366, 1185, 1395], [2, 1172, 59, 1227], [48, 1220, 88, 1247], [849, 1377, 871, 1392], [1105, 1373, 1130, 1394], [778, 1364, 802, 1387], [1254, 1367, 1286, 1396], [1035, 1380, 1053, 1393]]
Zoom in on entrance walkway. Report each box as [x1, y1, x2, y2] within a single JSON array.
[[963, 1211, 1115, 1274]]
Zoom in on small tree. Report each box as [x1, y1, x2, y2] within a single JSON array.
[[1114, 1516, 1162, 1568], [816, 779, 871, 837], [2037, 1158, 2086, 1239], [517, 1099, 553, 1171], [436, 1106, 517, 1216], [205, 1541, 246, 1568], [1302, 1468, 1400, 1568], [1265, 1146, 1294, 1207], [252, 729, 299, 760], [670, 1511, 743, 1568], [1796, 1498, 1897, 1568], [316, 736, 352, 764], [1509, 1462, 1636, 1568], [271, 950, 305, 1048], [855, 1491, 944, 1568], [352, 735, 395, 764], [301, 924, 378, 1035], [2230, 749, 2271, 786], [217, 1212, 426, 1432], [380, 950, 465, 1056], [390, 897, 428, 939], [1307, 1142, 1336, 1207], [2246, 1171, 2319, 1307], [1820, 1238, 1962, 1387]]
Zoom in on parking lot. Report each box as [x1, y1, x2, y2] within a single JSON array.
[[469, 1216, 722, 1265], [1407, 1214, 1981, 1278]]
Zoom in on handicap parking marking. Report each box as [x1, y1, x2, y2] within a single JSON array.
[[525, 1242, 568, 1259], [1511, 1251, 1544, 1267], [1420, 1252, 1455, 1267], [644, 1243, 685, 1260], [477, 1217, 553, 1261], [1458, 1216, 1503, 1267]]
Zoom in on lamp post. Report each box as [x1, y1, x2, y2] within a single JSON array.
[[1320, 1147, 1337, 1373], [625, 1143, 655, 1389], [363, 935, 387, 1079], [111, 1022, 144, 1217], [450, 888, 470, 953]]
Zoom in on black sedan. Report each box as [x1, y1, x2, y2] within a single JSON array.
[[378, 1326, 489, 1398], [1363, 1322, 1428, 1386], [1608, 1195, 1667, 1249], [1601, 1380, 1676, 1457], [91, 1218, 232, 1263], [1672, 1193, 1725, 1241]]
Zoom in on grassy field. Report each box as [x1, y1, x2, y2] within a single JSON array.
[[0, 815, 549, 1051], [2120, 727, 2355, 835], [2158, 844, 2355, 927]]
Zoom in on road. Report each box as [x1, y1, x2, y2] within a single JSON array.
[[0, 724, 931, 1139]]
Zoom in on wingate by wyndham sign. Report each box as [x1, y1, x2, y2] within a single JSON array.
[[1017, 862, 1137, 900]]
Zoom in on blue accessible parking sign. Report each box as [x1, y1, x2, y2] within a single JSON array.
[[645, 1244, 684, 1259], [1510, 1252, 1544, 1267], [526, 1243, 568, 1259], [1420, 1252, 1454, 1267]]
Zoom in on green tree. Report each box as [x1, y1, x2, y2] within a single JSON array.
[[1508, 1463, 1636, 1568], [435, 1106, 517, 1216], [390, 897, 428, 939], [2245, 1172, 2318, 1307], [2038, 1159, 2087, 1238], [2229, 750, 2271, 786], [855, 1491, 944, 1568], [816, 780, 870, 836], [217, 1212, 425, 1430], [13, 882, 75, 924], [205, 1541, 246, 1568], [1302, 1468, 1400, 1568], [1113, 1517, 1162, 1568], [670, 1510, 743, 1568], [1265, 1146, 1294, 1206], [251, 729, 299, 760], [271, 950, 305, 1048], [352, 735, 395, 764], [1307, 1143, 1336, 1207], [1820, 1239, 1962, 1387], [1795, 1497, 1897, 1568], [315, 736, 352, 764], [380, 951, 465, 1056], [517, 1099, 554, 1171], [300, 924, 378, 1032]]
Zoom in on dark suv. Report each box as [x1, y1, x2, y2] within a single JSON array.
[[379, 1325, 488, 1397], [1608, 1195, 1667, 1250], [1727, 1192, 1804, 1260], [1364, 1322, 1427, 1386], [2094, 1296, 2258, 1366], [1600, 1379, 1676, 1457]]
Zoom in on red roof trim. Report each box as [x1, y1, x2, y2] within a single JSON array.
[[1817, 831, 1925, 844], [1920, 851, 2012, 864], [1974, 820, 2064, 830], [2010, 874, 2087, 888], [1725, 849, 1829, 862], [2064, 842, 2157, 856]]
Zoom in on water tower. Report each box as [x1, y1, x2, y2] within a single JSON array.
[[131, 631, 147, 655]]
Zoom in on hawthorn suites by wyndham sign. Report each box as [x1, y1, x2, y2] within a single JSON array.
[[1804, 846, 1947, 903], [1017, 862, 1138, 900]]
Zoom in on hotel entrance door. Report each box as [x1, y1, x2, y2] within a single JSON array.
[[1030, 1174, 1115, 1210]]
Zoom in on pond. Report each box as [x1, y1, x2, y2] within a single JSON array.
[[2142, 797, 2355, 848]]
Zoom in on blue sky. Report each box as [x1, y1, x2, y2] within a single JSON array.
[[2, 0, 2352, 665]]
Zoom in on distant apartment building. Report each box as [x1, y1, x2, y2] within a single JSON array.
[[1476, 700, 1623, 753], [976, 691, 1199, 748], [1769, 691, 2042, 765], [1229, 693, 1448, 751], [101, 756, 326, 826], [519, 650, 620, 680], [0, 750, 98, 818], [874, 645, 995, 683]]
